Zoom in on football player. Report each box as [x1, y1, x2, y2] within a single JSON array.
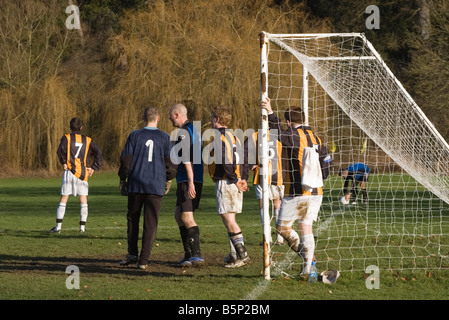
[[118, 106, 177, 269], [169, 103, 204, 267], [47, 117, 102, 233]]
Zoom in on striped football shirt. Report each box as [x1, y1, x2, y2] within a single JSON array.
[[57, 132, 102, 182]]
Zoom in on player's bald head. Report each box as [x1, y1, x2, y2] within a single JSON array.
[[170, 103, 187, 116]]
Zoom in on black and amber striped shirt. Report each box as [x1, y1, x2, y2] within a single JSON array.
[[57, 131, 102, 182], [246, 130, 284, 186], [207, 127, 248, 184], [268, 113, 330, 197]]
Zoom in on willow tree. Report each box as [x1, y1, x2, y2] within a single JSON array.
[[0, 1, 73, 174]]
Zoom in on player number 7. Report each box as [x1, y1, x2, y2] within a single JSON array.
[[75, 142, 83, 159]]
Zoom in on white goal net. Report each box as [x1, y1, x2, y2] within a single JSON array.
[[259, 32, 449, 279]]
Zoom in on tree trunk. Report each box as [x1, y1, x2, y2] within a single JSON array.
[[416, 0, 431, 41]]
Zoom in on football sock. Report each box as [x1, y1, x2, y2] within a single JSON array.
[[274, 208, 280, 222], [301, 234, 315, 273], [228, 237, 237, 259], [187, 226, 201, 257], [228, 232, 248, 259], [56, 202, 66, 230], [80, 204, 88, 231], [284, 228, 300, 252], [351, 184, 358, 200], [179, 226, 191, 259], [274, 209, 283, 242], [362, 189, 368, 201]]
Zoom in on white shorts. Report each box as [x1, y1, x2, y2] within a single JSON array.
[[215, 180, 243, 215], [277, 195, 323, 226], [254, 184, 284, 201], [60, 170, 89, 196]]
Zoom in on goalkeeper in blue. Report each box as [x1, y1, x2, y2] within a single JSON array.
[[339, 162, 370, 205]]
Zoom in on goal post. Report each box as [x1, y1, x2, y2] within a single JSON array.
[[259, 31, 449, 279], [259, 32, 271, 280]]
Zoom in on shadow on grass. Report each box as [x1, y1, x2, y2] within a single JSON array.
[[0, 253, 261, 280], [0, 254, 183, 278]]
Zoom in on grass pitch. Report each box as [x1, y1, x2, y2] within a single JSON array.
[[1, 171, 448, 301]]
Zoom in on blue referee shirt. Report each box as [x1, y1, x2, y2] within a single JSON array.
[[174, 121, 203, 184]]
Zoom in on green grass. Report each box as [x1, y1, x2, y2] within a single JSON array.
[[1, 172, 449, 301]]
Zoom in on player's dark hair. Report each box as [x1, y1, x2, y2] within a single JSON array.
[[284, 107, 305, 124], [70, 118, 83, 132], [143, 106, 159, 123]]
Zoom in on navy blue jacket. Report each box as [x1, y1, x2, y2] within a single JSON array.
[[119, 127, 176, 196]]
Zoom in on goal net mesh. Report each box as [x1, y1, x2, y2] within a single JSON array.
[[262, 33, 449, 276]]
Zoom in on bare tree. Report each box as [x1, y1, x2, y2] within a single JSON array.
[[416, 0, 431, 40]]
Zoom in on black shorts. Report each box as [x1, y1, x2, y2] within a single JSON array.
[[348, 172, 369, 183], [176, 181, 203, 212], [356, 173, 369, 183]]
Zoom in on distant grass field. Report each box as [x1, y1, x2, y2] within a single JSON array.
[[1, 171, 449, 301]]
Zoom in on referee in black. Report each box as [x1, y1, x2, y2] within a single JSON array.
[[118, 106, 177, 269]]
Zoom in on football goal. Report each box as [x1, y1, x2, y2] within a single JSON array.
[[259, 32, 449, 280]]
